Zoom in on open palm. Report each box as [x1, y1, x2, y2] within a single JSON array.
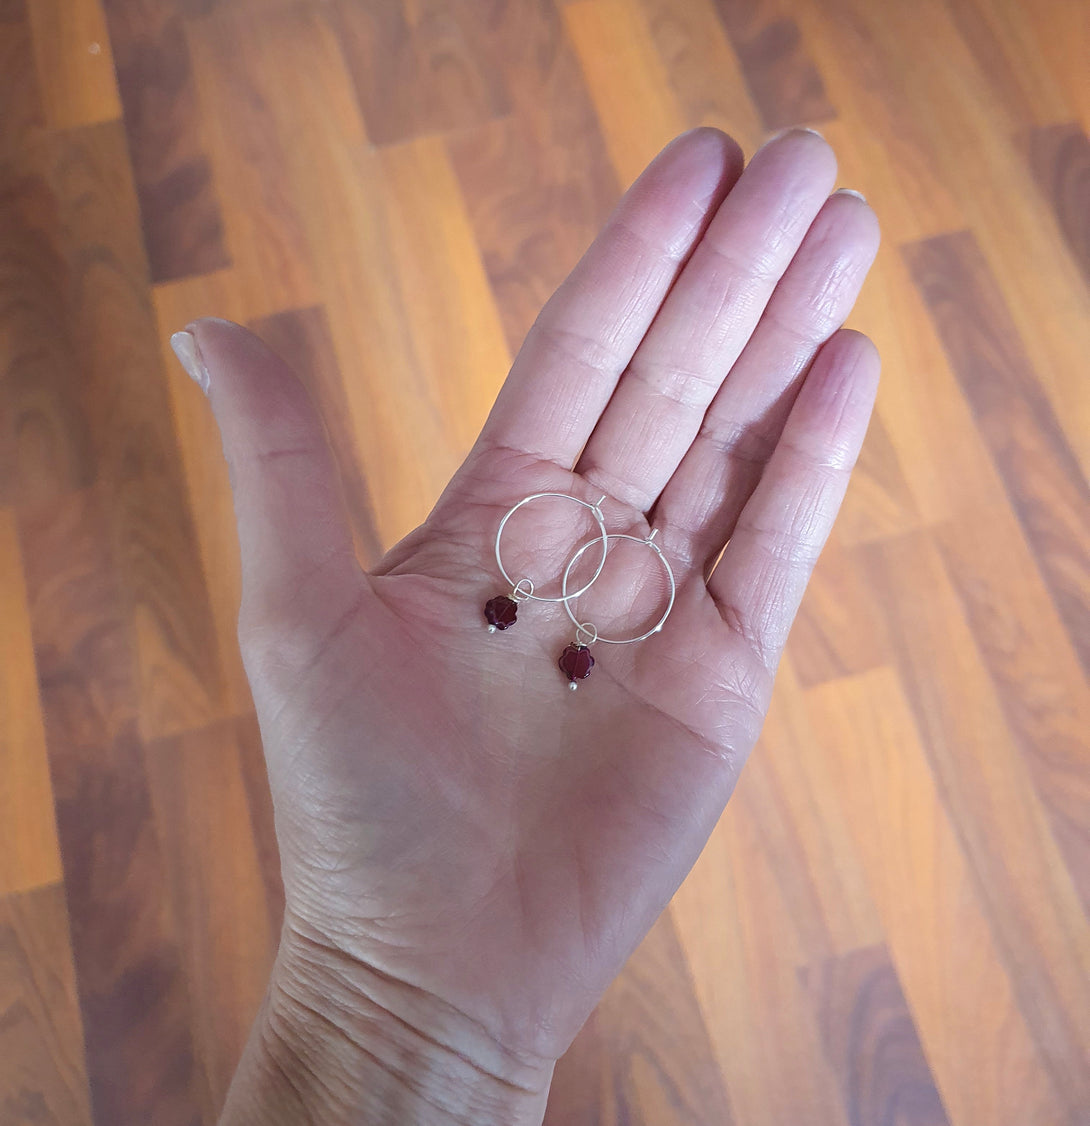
[[183, 127, 880, 1114]]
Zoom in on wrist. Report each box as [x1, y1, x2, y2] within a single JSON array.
[[220, 917, 554, 1126]]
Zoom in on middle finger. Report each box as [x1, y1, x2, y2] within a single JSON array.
[[574, 128, 837, 511]]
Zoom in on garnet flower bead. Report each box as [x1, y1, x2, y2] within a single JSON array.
[[559, 643, 595, 688], [485, 595, 519, 631]]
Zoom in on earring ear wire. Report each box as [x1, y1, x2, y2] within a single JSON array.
[[484, 493, 609, 632], [558, 530, 676, 689]]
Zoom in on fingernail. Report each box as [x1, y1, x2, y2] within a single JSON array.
[[760, 125, 825, 149], [170, 330, 210, 395], [834, 188, 867, 202]]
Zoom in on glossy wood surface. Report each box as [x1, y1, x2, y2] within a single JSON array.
[[1, 1, 1087, 1122]]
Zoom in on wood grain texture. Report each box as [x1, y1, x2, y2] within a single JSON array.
[[788, 535, 892, 688], [563, 0, 690, 187], [847, 249, 1000, 526], [102, 0, 228, 281], [4, 1, 1090, 1122], [144, 717, 277, 1116], [185, 8, 319, 319], [790, 0, 966, 241], [935, 502, 1090, 913], [546, 911, 735, 1125], [638, 0, 763, 150], [800, 944, 950, 1126], [941, 0, 1070, 129], [26, 0, 122, 130], [0, 883, 93, 1126], [711, 0, 836, 130], [20, 485, 207, 1126], [904, 231, 1090, 676], [0, 509, 61, 897], [331, 0, 510, 146], [671, 780, 851, 1126], [861, 532, 1090, 1119], [1022, 0, 1090, 131], [37, 122, 225, 742], [0, 161, 95, 513], [0, 0, 43, 161], [805, 667, 1070, 1126], [801, 0, 1090, 477], [1027, 122, 1090, 288], [447, 0, 619, 353], [252, 4, 463, 543]]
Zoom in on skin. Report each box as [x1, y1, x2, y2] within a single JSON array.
[[177, 127, 881, 1125]]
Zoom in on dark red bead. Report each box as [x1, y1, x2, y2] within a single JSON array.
[[485, 595, 519, 630], [559, 643, 595, 681]]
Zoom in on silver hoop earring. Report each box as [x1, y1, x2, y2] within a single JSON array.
[[484, 492, 609, 632], [558, 529, 676, 689]]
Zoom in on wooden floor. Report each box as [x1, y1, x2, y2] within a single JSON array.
[[2, 0, 1088, 1123]]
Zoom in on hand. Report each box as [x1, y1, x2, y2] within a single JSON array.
[[175, 127, 880, 1125]]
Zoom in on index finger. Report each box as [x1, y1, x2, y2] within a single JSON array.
[[474, 128, 744, 469]]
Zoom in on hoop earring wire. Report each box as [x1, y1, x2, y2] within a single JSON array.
[[557, 529, 676, 689], [484, 492, 609, 633]]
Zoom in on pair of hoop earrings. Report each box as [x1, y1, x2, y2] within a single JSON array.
[[483, 492, 676, 691]]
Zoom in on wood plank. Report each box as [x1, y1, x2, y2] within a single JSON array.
[[27, 0, 121, 129], [185, 7, 319, 319], [845, 248, 1000, 527], [0, 160, 95, 512], [250, 305, 384, 567], [790, 1, 966, 241], [940, 0, 1070, 128], [861, 531, 1090, 1117], [935, 502, 1090, 913], [376, 138, 512, 462], [0, 883, 93, 1126], [0, 0, 43, 161], [563, 0, 690, 187], [805, 667, 1071, 1126], [547, 910, 735, 1125], [252, 5, 483, 544], [21, 485, 207, 1126], [737, 662, 884, 958], [37, 121, 226, 741], [0, 509, 61, 896], [638, 0, 763, 150], [672, 781, 851, 1126], [710, 0, 835, 130], [788, 534, 892, 688], [144, 717, 277, 1115], [331, 0, 510, 146], [799, 943, 950, 1126], [904, 230, 1090, 676], [1026, 122, 1090, 288], [102, 0, 229, 281], [801, 0, 1090, 474], [1021, 0, 1090, 131], [447, 0, 618, 354]]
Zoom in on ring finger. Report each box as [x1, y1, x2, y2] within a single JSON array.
[[574, 128, 837, 511], [655, 187, 880, 571]]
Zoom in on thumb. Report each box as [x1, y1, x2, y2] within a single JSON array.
[[170, 317, 367, 661]]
